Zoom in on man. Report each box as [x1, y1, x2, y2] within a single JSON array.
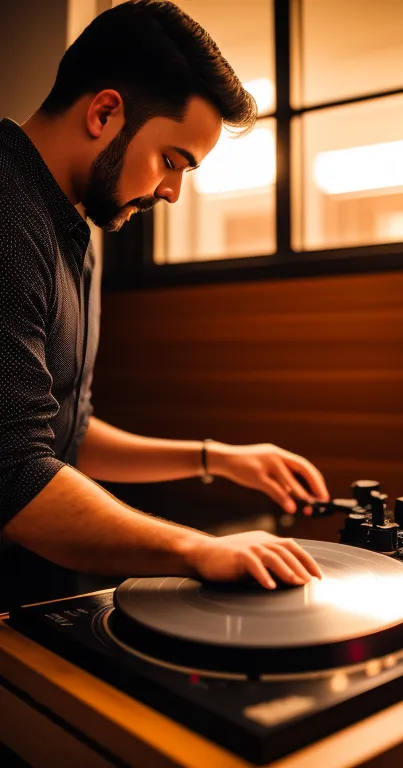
[[0, 0, 329, 606]]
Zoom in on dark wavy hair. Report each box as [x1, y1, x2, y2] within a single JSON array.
[[40, 0, 257, 138]]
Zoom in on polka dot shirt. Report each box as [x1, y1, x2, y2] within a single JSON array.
[[0, 118, 101, 531]]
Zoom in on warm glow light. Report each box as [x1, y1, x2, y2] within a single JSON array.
[[194, 127, 276, 195], [329, 672, 349, 693], [379, 212, 403, 241], [365, 659, 382, 677], [243, 77, 274, 115], [309, 574, 403, 623], [313, 140, 403, 195]]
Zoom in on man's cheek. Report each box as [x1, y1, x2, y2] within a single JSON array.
[[125, 156, 160, 196]]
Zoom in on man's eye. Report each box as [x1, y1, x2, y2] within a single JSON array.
[[163, 155, 175, 171]]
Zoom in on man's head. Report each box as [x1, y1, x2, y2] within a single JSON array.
[[78, 90, 224, 231], [39, 0, 257, 231]]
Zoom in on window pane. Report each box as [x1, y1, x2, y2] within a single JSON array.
[[292, 0, 403, 108], [154, 119, 276, 264], [293, 96, 403, 250]]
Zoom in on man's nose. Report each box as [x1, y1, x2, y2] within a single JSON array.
[[155, 174, 183, 204]]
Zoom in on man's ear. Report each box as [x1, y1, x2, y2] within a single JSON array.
[[86, 89, 124, 138]]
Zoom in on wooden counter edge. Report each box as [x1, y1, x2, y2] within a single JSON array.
[[1, 613, 402, 768]]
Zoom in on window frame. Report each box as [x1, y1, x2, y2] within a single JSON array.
[[103, 0, 403, 292]]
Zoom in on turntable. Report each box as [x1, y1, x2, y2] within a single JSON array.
[[5, 481, 403, 765]]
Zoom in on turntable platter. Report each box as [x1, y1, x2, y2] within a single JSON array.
[[111, 540, 403, 674]]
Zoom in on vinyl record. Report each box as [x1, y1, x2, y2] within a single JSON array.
[[110, 540, 403, 674]]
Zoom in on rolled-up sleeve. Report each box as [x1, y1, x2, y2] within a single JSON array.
[[0, 220, 65, 528]]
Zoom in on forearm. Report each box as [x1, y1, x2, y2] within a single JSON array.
[[4, 465, 206, 575], [77, 416, 223, 483]]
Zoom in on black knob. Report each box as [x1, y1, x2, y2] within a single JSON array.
[[370, 491, 387, 527], [394, 498, 403, 528], [360, 491, 398, 552], [365, 522, 398, 552], [339, 512, 366, 544], [351, 480, 380, 508]]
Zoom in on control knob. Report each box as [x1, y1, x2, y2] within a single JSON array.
[[363, 491, 399, 552], [351, 480, 380, 508], [394, 498, 403, 528], [339, 512, 366, 543]]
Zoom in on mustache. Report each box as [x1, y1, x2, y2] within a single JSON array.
[[127, 196, 159, 213]]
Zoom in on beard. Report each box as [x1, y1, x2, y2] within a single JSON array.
[[82, 126, 157, 232]]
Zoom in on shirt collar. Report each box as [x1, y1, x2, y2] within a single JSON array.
[[0, 117, 91, 238]]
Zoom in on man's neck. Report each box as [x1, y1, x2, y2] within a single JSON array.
[[21, 111, 84, 205]]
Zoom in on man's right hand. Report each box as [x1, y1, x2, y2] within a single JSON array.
[[181, 531, 322, 589]]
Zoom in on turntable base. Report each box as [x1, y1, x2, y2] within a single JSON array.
[[2, 539, 403, 765], [1, 613, 403, 768]]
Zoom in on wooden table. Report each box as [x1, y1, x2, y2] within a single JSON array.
[[1, 595, 402, 768]]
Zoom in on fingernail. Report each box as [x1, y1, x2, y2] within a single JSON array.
[[285, 500, 296, 514]]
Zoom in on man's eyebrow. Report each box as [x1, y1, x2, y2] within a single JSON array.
[[170, 146, 200, 170]]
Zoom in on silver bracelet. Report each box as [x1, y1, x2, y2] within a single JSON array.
[[200, 438, 214, 484]]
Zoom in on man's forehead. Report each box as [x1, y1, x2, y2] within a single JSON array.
[[127, 96, 222, 160]]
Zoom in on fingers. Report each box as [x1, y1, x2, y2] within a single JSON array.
[[258, 475, 297, 515], [256, 546, 308, 585], [280, 538, 323, 579], [195, 529, 321, 590], [244, 540, 322, 589], [243, 552, 276, 589], [282, 455, 330, 502], [265, 545, 314, 582], [270, 460, 315, 507], [259, 456, 328, 515]]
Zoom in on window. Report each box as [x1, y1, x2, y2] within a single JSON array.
[[293, 96, 403, 251], [292, 0, 403, 107], [154, 0, 276, 265], [292, 0, 403, 254], [103, 0, 403, 290]]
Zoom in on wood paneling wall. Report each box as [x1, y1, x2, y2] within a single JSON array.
[[1, 0, 67, 124], [92, 269, 403, 541]]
